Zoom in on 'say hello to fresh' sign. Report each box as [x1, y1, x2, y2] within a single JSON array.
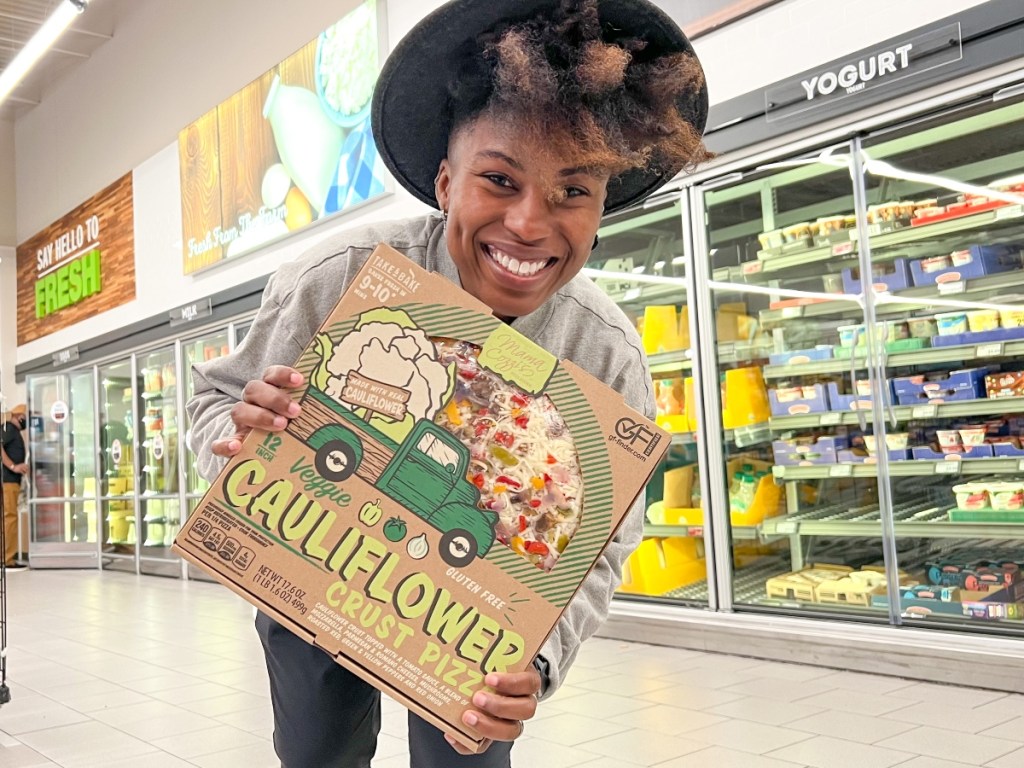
[[16, 173, 136, 344]]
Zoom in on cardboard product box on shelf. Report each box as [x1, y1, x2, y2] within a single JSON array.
[[173, 244, 668, 753]]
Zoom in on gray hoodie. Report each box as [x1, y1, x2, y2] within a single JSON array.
[[187, 213, 655, 697]]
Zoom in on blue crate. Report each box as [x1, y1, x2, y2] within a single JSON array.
[[910, 244, 1022, 287]]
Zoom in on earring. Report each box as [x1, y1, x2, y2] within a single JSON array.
[[442, 209, 449, 231], [592, 235, 599, 250]]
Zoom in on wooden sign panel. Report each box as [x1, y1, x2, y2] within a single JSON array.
[[16, 173, 136, 345]]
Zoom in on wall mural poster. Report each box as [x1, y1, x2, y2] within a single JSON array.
[[15, 173, 136, 345], [179, 0, 388, 274]]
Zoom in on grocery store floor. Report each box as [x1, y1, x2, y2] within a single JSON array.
[[2, 571, 1024, 768]]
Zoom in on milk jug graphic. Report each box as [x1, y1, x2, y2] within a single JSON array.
[[263, 74, 343, 217]]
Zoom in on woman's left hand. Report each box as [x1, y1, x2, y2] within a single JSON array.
[[445, 669, 541, 754]]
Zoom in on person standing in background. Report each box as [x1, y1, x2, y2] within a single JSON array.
[[2, 404, 29, 570]]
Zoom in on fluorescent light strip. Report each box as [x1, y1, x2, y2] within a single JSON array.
[[0, 0, 87, 107]]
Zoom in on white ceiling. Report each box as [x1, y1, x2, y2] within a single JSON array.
[[0, 0, 121, 120]]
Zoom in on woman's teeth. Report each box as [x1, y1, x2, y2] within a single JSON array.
[[488, 247, 548, 277]]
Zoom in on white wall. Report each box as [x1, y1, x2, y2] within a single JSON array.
[[0, 120, 15, 247], [694, 0, 992, 104], [0, 247, 25, 409], [11, 0, 996, 367]]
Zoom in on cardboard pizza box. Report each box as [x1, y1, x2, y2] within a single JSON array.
[[173, 243, 669, 752]]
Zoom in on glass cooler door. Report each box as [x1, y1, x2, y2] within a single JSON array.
[[26, 370, 98, 567], [99, 358, 139, 573], [859, 93, 1024, 631], [181, 329, 231, 580], [694, 146, 899, 617], [588, 198, 712, 606], [137, 344, 182, 576]]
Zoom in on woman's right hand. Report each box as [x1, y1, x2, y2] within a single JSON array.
[[211, 366, 304, 458]]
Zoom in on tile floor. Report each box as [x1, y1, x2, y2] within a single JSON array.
[[1, 569, 1023, 768]]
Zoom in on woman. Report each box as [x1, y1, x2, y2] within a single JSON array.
[[187, 1, 709, 765]]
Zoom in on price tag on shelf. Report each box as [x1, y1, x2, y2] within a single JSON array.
[[742, 260, 764, 275], [772, 465, 786, 479], [775, 521, 798, 534], [687, 527, 704, 538], [976, 343, 1004, 358], [1017, 459, 1024, 473], [623, 287, 642, 302], [829, 464, 853, 478], [934, 461, 961, 475], [937, 281, 966, 295], [781, 306, 803, 319], [820, 413, 843, 426], [911, 405, 937, 419], [994, 204, 1024, 221], [832, 242, 855, 257]]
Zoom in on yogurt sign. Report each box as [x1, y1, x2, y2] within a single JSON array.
[[801, 44, 913, 101]]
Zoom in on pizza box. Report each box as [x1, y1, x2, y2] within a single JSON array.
[[173, 243, 669, 753]]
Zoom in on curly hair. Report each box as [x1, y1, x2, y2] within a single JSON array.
[[446, 0, 712, 185]]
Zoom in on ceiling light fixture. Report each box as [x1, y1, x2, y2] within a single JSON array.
[[0, 0, 88, 108]]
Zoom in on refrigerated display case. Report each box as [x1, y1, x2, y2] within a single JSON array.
[[26, 320, 246, 576], [860, 95, 1024, 628], [680, 91, 1024, 632]]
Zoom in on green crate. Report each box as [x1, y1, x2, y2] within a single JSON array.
[[948, 508, 1024, 523]]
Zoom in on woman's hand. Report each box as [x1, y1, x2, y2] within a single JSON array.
[[211, 366, 304, 457], [445, 669, 541, 755]]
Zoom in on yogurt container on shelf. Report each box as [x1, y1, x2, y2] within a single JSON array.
[[989, 482, 1024, 511], [920, 255, 953, 273], [1000, 308, 1024, 328], [865, 433, 909, 455], [936, 429, 963, 453], [950, 249, 976, 267], [958, 426, 987, 447], [907, 316, 938, 339], [838, 324, 865, 347], [878, 320, 909, 342], [967, 309, 1000, 333], [935, 311, 969, 336], [953, 483, 990, 511]]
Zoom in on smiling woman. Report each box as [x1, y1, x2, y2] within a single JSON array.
[[186, 0, 711, 765]]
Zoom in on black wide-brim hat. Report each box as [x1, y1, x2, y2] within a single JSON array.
[[371, 0, 709, 214]]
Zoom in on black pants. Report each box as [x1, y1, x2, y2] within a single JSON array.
[[256, 612, 515, 768]]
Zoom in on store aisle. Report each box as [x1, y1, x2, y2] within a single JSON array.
[[0, 571, 1022, 768]]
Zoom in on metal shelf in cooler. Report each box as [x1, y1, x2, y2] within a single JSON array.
[[763, 339, 1024, 379], [643, 523, 764, 540], [769, 397, 1024, 431], [759, 271, 1024, 327], [669, 424, 772, 449], [761, 499, 1024, 540], [773, 457, 1024, 480]]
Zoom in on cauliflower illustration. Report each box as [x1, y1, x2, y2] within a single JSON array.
[[317, 309, 452, 424]]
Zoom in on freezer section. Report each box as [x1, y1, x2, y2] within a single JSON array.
[[860, 96, 1024, 628]]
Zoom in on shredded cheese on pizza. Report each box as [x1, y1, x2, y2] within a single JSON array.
[[432, 338, 583, 571]]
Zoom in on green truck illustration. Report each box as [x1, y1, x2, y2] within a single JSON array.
[[287, 316, 498, 568]]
